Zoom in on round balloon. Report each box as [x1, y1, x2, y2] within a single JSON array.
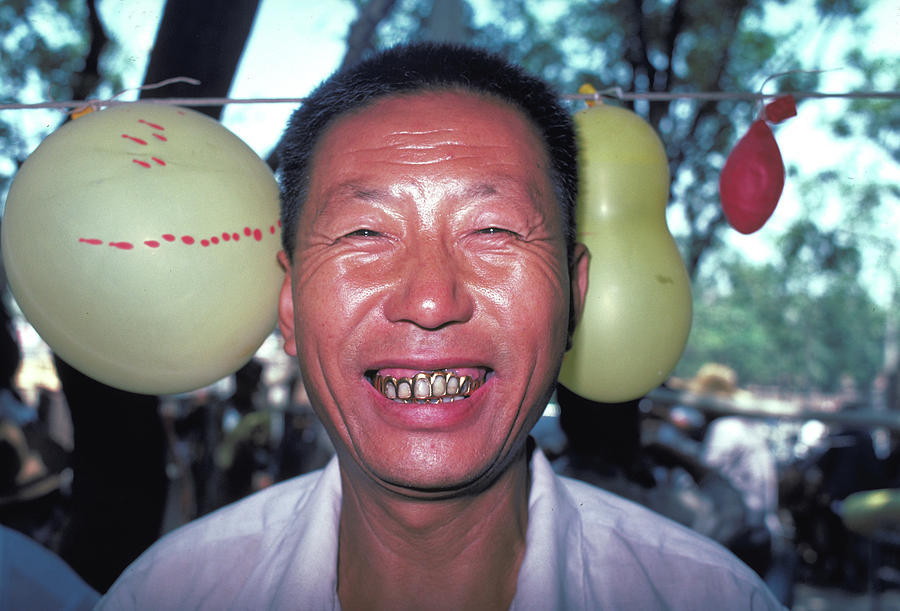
[[558, 104, 692, 402], [841, 488, 900, 537], [1, 103, 283, 395]]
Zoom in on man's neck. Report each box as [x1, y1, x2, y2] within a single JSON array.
[[336, 449, 531, 611]]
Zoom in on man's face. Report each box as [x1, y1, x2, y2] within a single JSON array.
[[278, 91, 587, 496]]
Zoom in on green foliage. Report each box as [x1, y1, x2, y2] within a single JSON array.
[[1, 0, 79, 196], [678, 156, 894, 392], [676, 245, 886, 392], [0, 0, 120, 203], [835, 52, 900, 163]]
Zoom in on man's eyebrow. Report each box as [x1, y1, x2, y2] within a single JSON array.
[[325, 183, 390, 202], [465, 178, 551, 209], [462, 183, 499, 199], [462, 176, 539, 200]]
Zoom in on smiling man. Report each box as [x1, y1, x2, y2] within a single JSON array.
[[97, 43, 783, 610]]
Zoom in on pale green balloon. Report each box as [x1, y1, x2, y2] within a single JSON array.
[[559, 104, 692, 402], [1, 104, 282, 395], [841, 489, 900, 537]]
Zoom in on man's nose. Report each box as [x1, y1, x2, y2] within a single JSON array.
[[383, 239, 475, 330]]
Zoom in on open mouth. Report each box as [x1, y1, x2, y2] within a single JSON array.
[[368, 369, 489, 404]]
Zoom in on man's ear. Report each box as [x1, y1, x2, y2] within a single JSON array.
[[276, 251, 298, 357], [566, 243, 590, 349]]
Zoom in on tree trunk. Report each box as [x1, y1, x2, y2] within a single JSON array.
[[141, 0, 261, 120]]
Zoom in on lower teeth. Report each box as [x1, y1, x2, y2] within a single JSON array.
[[404, 396, 463, 405]]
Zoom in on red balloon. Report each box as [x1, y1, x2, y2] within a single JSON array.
[[719, 119, 785, 234]]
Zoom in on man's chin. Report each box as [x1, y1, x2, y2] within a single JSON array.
[[352, 442, 528, 500], [366, 462, 492, 499]]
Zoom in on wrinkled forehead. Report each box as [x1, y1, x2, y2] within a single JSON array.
[[322, 88, 548, 151], [306, 89, 555, 201], [340, 86, 538, 126]]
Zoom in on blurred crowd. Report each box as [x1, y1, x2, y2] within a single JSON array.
[[540, 364, 900, 608]]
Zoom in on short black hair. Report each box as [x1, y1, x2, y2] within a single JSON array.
[[276, 42, 577, 263]]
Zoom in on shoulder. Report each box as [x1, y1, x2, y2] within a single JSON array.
[[97, 460, 340, 610], [531, 451, 783, 609], [156, 462, 329, 550], [571, 477, 780, 607], [560, 473, 735, 560]]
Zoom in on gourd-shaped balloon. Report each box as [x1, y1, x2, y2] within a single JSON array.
[[1, 103, 283, 395], [559, 103, 692, 402]]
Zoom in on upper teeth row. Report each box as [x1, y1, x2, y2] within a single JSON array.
[[373, 370, 482, 402]]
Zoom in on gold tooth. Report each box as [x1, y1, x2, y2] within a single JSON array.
[[413, 373, 431, 399], [384, 380, 397, 399], [397, 379, 412, 399], [373, 370, 482, 400], [431, 372, 447, 397]]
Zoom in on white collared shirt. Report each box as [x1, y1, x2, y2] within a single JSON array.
[[98, 447, 783, 610]]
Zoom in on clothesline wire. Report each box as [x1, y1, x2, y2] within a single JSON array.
[[0, 89, 897, 112]]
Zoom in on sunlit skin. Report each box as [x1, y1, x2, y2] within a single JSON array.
[[277, 91, 588, 609]]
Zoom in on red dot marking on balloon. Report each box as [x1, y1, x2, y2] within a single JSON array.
[[122, 134, 148, 145], [124, 122, 168, 169], [77, 220, 278, 251]]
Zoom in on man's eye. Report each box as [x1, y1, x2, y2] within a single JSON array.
[[344, 228, 381, 238], [477, 227, 517, 236]]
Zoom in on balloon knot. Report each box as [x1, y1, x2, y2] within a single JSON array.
[[70, 104, 99, 120], [579, 83, 600, 108], [763, 95, 797, 124]]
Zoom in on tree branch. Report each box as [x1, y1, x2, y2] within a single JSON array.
[[662, 0, 686, 91], [340, 0, 398, 71], [629, 0, 656, 90], [70, 0, 107, 101]]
